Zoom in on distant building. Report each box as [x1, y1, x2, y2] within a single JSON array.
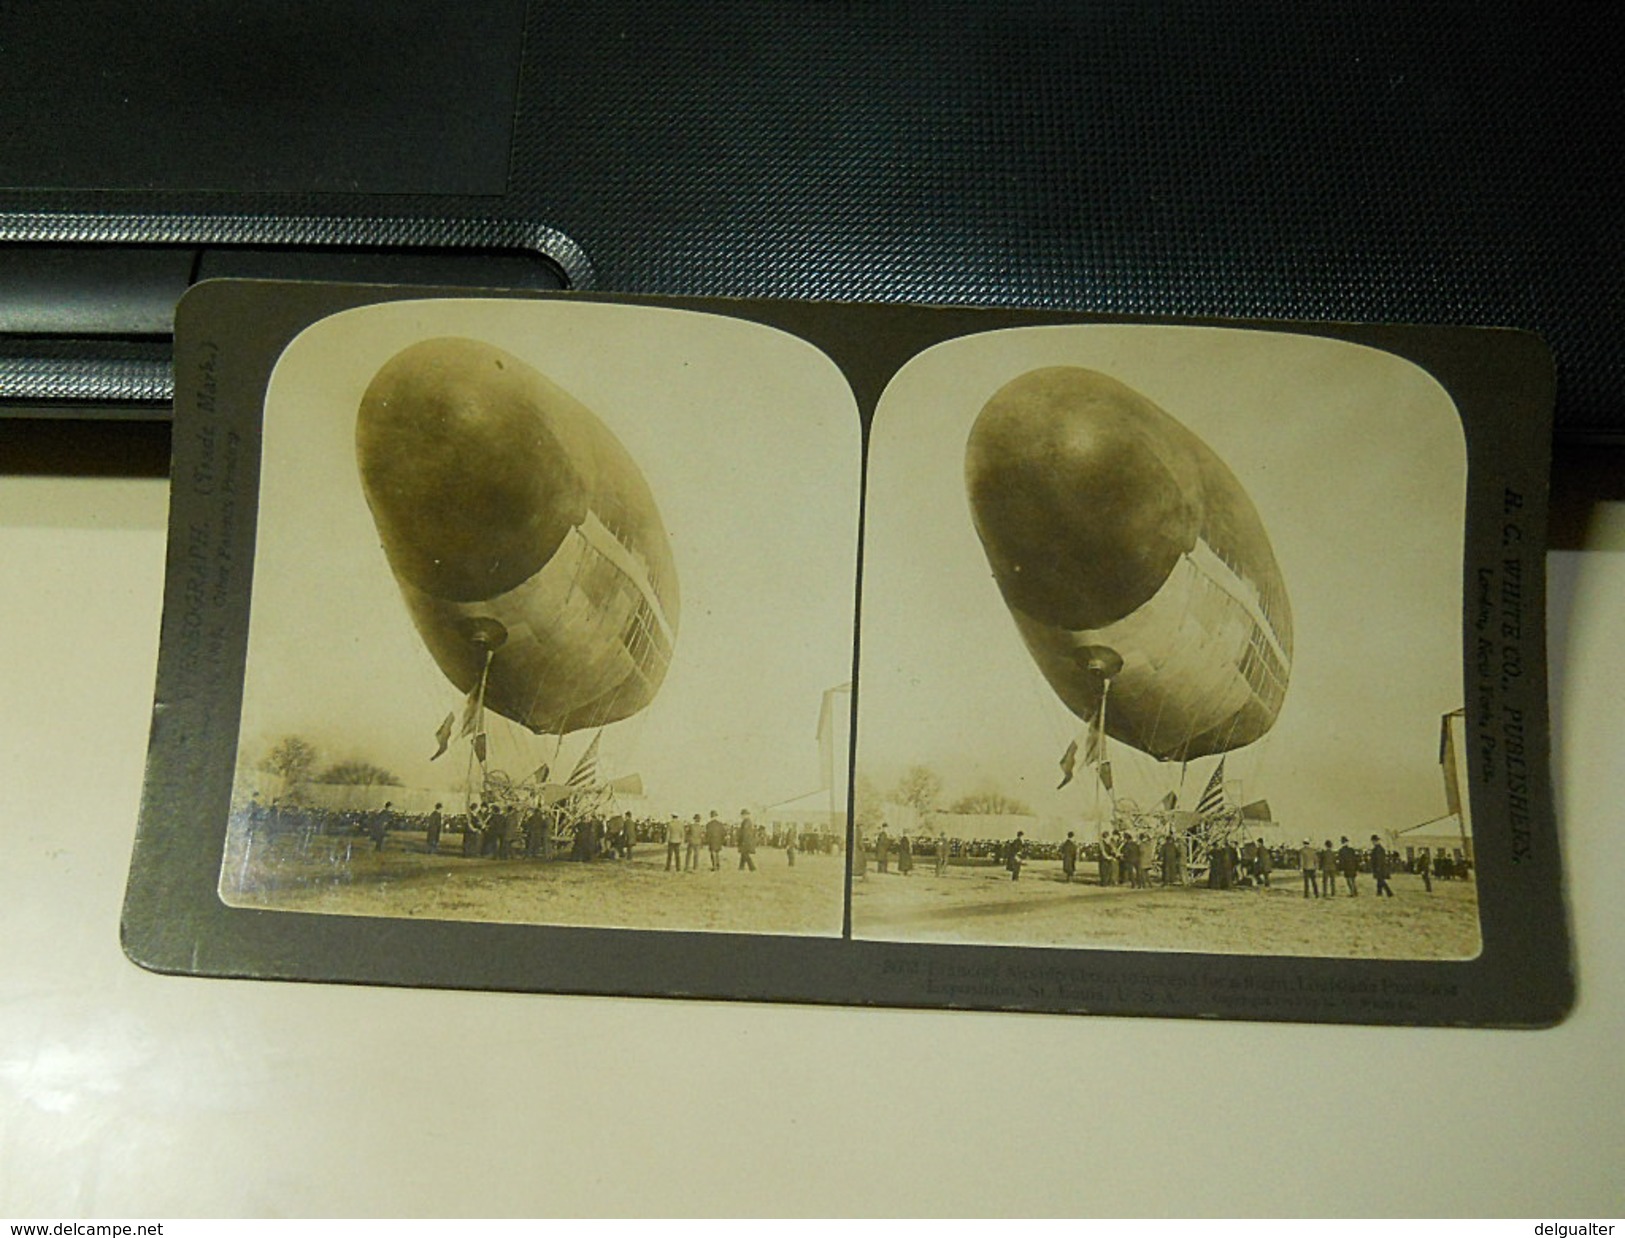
[[1397, 813, 1473, 866], [816, 682, 853, 820], [927, 810, 1045, 841], [1436, 708, 1475, 863]]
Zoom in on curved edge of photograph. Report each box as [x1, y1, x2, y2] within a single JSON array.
[[220, 298, 860, 940], [852, 325, 1476, 961]]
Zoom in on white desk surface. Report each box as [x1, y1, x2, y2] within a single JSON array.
[[2, 467, 1621, 1218]]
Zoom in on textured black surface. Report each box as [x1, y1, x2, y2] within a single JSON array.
[[0, 0, 527, 195], [0, 215, 582, 406], [1, 1, 1620, 436]]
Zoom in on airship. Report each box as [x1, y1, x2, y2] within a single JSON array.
[[965, 366, 1291, 763], [356, 337, 679, 736]]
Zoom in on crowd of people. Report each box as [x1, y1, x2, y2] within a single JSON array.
[[243, 798, 1468, 896], [239, 795, 838, 872], [849, 817, 1470, 894]]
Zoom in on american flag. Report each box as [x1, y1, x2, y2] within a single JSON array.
[[1196, 757, 1227, 816], [567, 732, 602, 787]]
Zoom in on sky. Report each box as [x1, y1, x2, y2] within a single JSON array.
[[856, 323, 1468, 843], [237, 297, 860, 817], [234, 304, 1468, 842]]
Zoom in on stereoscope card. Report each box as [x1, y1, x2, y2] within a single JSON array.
[[123, 281, 1568, 1027]]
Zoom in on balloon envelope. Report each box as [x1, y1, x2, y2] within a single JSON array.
[[357, 337, 679, 736], [966, 366, 1291, 762]]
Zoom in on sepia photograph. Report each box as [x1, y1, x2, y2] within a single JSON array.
[[220, 297, 859, 937], [853, 324, 1479, 960], [126, 285, 1561, 1024]]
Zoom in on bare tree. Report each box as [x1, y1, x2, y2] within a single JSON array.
[[950, 786, 1033, 816], [853, 774, 885, 828], [316, 759, 403, 787], [260, 735, 318, 785], [892, 765, 943, 825]]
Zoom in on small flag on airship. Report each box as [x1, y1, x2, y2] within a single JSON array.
[[1057, 739, 1078, 789], [430, 712, 455, 761], [458, 685, 482, 738]]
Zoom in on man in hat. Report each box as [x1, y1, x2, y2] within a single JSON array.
[[705, 810, 726, 871], [426, 802, 444, 854], [665, 815, 683, 872], [737, 808, 758, 872], [1338, 836, 1360, 896], [1370, 834, 1395, 897], [1319, 839, 1338, 897], [685, 814, 701, 871], [1299, 839, 1320, 898], [1005, 830, 1026, 881]]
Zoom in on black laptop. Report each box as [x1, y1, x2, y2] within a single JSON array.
[[2, 0, 1619, 441]]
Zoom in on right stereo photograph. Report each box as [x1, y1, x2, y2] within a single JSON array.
[[852, 323, 1477, 962]]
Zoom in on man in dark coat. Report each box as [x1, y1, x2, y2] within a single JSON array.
[[1059, 832, 1078, 882], [425, 802, 444, 854], [1160, 833, 1184, 886], [737, 809, 758, 871], [1318, 839, 1338, 896], [1337, 836, 1359, 896], [1005, 830, 1026, 881], [489, 804, 519, 858], [705, 810, 726, 870], [1121, 833, 1141, 888], [525, 804, 553, 859], [1253, 838, 1272, 890], [1217, 841, 1239, 890], [685, 815, 701, 871], [569, 812, 592, 861], [1099, 831, 1119, 887], [1370, 834, 1395, 897], [370, 801, 395, 852]]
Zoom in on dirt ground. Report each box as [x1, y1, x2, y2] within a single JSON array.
[[220, 826, 1479, 960], [850, 859, 1481, 960], [220, 826, 846, 937]]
